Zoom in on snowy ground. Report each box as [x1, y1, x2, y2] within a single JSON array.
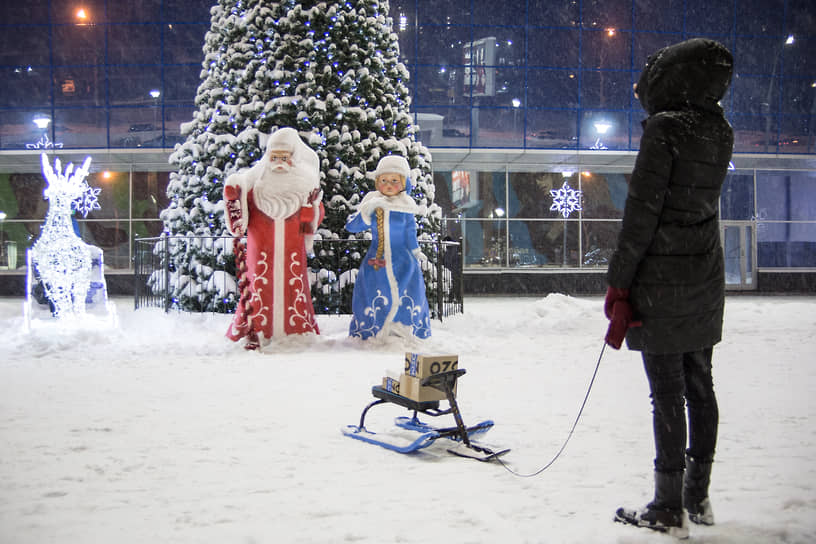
[[1, 294, 815, 544]]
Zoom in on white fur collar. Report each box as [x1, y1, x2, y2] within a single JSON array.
[[356, 191, 419, 225]]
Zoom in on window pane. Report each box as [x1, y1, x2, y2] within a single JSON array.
[[107, 24, 162, 64], [730, 74, 768, 115], [85, 171, 129, 220], [133, 171, 171, 221], [164, 107, 196, 145], [414, 65, 464, 107], [757, 171, 816, 220], [684, 0, 733, 34], [163, 64, 200, 106], [2, 68, 51, 108], [110, 109, 162, 148], [472, 107, 522, 147], [52, 25, 105, 65], [758, 223, 816, 267], [0, 172, 47, 220], [528, 28, 580, 68], [721, 173, 755, 220], [579, 110, 629, 150], [581, 172, 627, 219], [416, 0, 469, 24], [581, 69, 634, 109], [526, 109, 578, 149], [527, 69, 579, 109], [164, 24, 209, 64], [0, 2, 49, 23], [456, 219, 506, 266], [108, 0, 162, 22], [633, 33, 681, 69], [736, 36, 781, 77], [634, 0, 683, 32], [528, 0, 579, 27], [509, 172, 595, 219], [479, 29, 524, 67], [777, 116, 812, 153], [77, 220, 130, 269], [731, 114, 775, 153], [508, 219, 551, 266], [163, 0, 213, 22], [109, 65, 163, 106], [54, 108, 107, 148], [582, 29, 632, 70], [436, 170, 506, 219], [416, 25, 472, 65], [0, 111, 50, 149], [507, 219, 581, 267], [53, 66, 105, 107], [132, 219, 166, 240], [582, 220, 620, 267], [735, 0, 785, 36], [471, 0, 521, 25], [0, 27, 50, 66]]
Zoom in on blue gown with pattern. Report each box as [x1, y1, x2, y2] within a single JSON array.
[[346, 191, 431, 339]]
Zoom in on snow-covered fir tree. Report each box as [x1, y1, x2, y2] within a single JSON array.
[[160, 0, 438, 312]]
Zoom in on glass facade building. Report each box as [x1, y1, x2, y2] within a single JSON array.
[[1, 0, 814, 292]]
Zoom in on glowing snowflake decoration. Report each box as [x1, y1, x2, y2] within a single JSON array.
[[73, 184, 101, 217], [26, 133, 64, 150], [549, 181, 583, 218]]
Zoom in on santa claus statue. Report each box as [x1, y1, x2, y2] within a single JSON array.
[[223, 127, 324, 349]]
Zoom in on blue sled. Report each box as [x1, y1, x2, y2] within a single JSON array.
[[394, 416, 494, 441], [342, 418, 494, 454], [343, 371, 509, 460], [342, 425, 439, 453]]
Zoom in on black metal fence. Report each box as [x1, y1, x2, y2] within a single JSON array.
[[134, 236, 463, 320]]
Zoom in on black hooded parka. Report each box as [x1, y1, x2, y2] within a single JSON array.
[[607, 38, 734, 354]]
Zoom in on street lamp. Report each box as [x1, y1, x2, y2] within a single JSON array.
[[33, 114, 50, 130], [512, 98, 521, 140], [150, 89, 161, 128], [591, 120, 611, 149]]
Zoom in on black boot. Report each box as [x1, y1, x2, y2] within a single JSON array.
[[684, 455, 714, 525], [615, 470, 689, 539]]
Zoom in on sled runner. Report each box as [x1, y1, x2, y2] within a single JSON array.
[[343, 368, 510, 461]]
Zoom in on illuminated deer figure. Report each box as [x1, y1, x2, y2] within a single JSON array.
[[29, 153, 95, 318]]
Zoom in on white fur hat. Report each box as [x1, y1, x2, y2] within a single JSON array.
[[265, 127, 298, 153], [374, 155, 410, 180]]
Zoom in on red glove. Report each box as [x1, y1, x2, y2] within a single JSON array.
[[604, 287, 642, 349], [224, 184, 241, 201]]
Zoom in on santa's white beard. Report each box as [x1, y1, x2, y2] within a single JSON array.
[[252, 162, 317, 220]]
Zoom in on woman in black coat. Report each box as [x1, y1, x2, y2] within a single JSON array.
[[604, 38, 734, 538]]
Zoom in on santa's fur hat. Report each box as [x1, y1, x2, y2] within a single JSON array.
[[265, 127, 298, 153]]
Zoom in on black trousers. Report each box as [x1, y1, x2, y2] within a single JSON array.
[[642, 348, 719, 473]]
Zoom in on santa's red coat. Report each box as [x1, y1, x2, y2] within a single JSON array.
[[227, 189, 324, 341]]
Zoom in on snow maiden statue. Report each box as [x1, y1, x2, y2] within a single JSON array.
[[223, 127, 324, 349], [346, 155, 431, 340]]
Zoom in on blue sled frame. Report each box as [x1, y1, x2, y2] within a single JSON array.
[[343, 369, 509, 460]]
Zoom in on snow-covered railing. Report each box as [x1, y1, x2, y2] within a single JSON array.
[[133, 236, 463, 320]]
